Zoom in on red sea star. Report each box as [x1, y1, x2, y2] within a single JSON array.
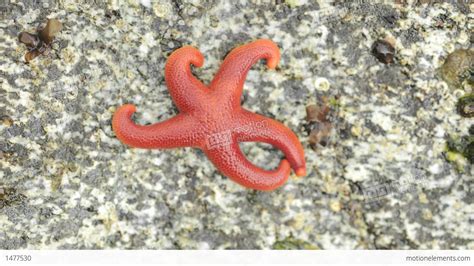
[[112, 39, 306, 191]]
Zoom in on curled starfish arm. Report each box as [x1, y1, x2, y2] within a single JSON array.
[[236, 110, 306, 176], [203, 140, 291, 191], [165, 46, 208, 112], [112, 104, 199, 148], [210, 39, 280, 108]]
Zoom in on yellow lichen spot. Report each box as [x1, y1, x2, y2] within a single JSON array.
[[345, 67, 357, 76], [288, 213, 306, 230], [422, 209, 433, 221], [445, 150, 468, 173], [453, 201, 462, 210], [61, 46, 77, 65], [127, 0, 140, 7], [62, 0, 79, 12], [127, 70, 135, 80], [322, 174, 337, 194], [115, 19, 125, 29], [418, 192, 429, 204], [351, 125, 362, 137], [457, 31, 469, 44], [50, 174, 62, 191], [285, 0, 307, 8], [98, 202, 118, 231], [330, 200, 341, 212]]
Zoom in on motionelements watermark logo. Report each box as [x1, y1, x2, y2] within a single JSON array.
[[361, 175, 431, 203], [206, 120, 267, 150]]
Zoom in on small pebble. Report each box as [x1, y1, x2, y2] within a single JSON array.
[[371, 40, 395, 64], [440, 49, 474, 87]]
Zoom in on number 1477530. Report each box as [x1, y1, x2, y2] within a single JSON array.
[[5, 255, 32, 262]]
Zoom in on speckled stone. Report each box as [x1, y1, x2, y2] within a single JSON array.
[[0, 0, 472, 249]]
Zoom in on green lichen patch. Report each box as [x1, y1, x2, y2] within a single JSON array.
[[457, 94, 474, 118], [272, 236, 319, 250], [327, 96, 341, 108], [445, 132, 473, 171]]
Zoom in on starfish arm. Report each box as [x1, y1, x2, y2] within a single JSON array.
[[165, 46, 208, 112], [112, 104, 200, 148], [209, 39, 280, 108], [203, 140, 291, 191], [236, 110, 306, 177]]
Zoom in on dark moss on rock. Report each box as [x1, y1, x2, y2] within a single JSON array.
[[457, 94, 474, 118]]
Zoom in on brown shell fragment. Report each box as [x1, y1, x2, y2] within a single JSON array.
[[25, 49, 42, 62], [305, 100, 333, 150], [306, 104, 330, 123], [18, 32, 40, 48], [308, 122, 332, 149], [39, 19, 62, 45], [17, 18, 62, 63]]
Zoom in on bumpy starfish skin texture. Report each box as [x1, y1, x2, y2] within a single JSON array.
[[112, 39, 306, 191]]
